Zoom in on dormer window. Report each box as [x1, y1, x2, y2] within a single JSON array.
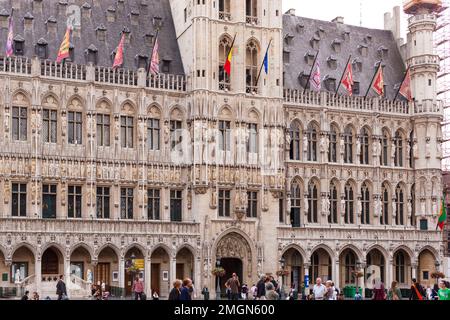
[[296, 23, 304, 33], [85, 44, 98, 65], [332, 39, 342, 53], [352, 58, 362, 72], [304, 52, 316, 66], [153, 16, 163, 29], [327, 56, 337, 70], [317, 27, 325, 38], [96, 24, 107, 41], [13, 35, 25, 56], [378, 46, 389, 59], [298, 71, 309, 89], [324, 75, 336, 92], [285, 34, 294, 46], [68, 44, 75, 62], [136, 54, 149, 69], [310, 35, 320, 50], [358, 44, 368, 57], [162, 59, 171, 73], [342, 30, 350, 41], [35, 38, 48, 59], [365, 34, 373, 44], [283, 50, 290, 64]]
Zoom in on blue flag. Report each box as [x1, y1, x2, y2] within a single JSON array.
[[263, 50, 269, 74]]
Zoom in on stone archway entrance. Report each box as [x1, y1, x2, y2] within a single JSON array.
[[215, 232, 253, 296]]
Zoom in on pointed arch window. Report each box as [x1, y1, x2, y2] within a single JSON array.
[[290, 122, 301, 161], [329, 182, 338, 224], [307, 181, 318, 223], [394, 130, 404, 167], [245, 39, 259, 94], [395, 184, 405, 225], [329, 126, 337, 163], [344, 182, 354, 224], [12, 106, 28, 141], [381, 183, 389, 225], [219, 36, 232, 91], [344, 126, 353, 164], [361, 182, 370, 225], [394, 251, 406, 284], [307, 123, 318, 162], [381, 130, 389, 166], [360, 128, 370, 165], [291, 180, 302, 228], [344, 251, 356, 284]]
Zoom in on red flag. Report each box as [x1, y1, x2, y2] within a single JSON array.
[[56, 26, 72, 63], [341, 62, 354, 96], [371, 65, 384, 96], [310, 61, 321, 91], [149, 37, 160, 74], [224, 35, 236, 76], [112, 33, 125, 69], [399, 68, 412, 102]]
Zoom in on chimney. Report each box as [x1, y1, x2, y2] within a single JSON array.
[[82, 2, 92, 19], [384, 6, 402, 45], [33, 0, 43, 15], [285, 8, 296, 16], [0, 9, 9, 29], [58, 0, 68, 16], [45, 16, 57, 35], [332, 16, 344, 24]]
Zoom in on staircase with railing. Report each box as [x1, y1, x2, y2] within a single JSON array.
[[69, 274, 92, 299]]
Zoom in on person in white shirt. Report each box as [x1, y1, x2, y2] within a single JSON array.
[[313, 278, 327, 300], [250, 284, 258, 300]]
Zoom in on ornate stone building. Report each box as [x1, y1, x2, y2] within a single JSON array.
[[0, 0, 445, 298]]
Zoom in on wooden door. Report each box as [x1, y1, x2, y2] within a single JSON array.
[[151, 263, 161, 295], [95, 263, 110, 285]]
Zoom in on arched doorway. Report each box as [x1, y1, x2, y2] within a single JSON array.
[[215, 232, 253, 296], [41, 247, 63, 278], [393, 249, 411, 288], [339, 249, 358, 289], [309, 248, 332, 282], [418, 249, 437, 288], [176, 247, 194, 280], [282, 248, 304, 290], [0, 249, 6, 283], [11, 246, 35, 284], [150, 247, 170, 297], [124, 247, 145, 296], [366, 249, 386, 288], [70, 246, 92, 281], [96, 246, 119, 290]]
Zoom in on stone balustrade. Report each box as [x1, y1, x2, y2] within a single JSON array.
[[0, 217, 200, 235], [407, 13, 437, 25]]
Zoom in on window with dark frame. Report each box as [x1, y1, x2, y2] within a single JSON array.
[[12, 106, 27, 141], [344, 126, 353, 164], [96, 187, 110, 219], [307, 181, 318, 223], [329, 183, 338, 224], [96, 114, 110, 147], [120, 116, 134, 148], [148, 189, 160, 220], [68, 185, 82, 219], [307, 124, 318, 162], [360, 128, 370, 165], [120, 187, 134, 220], [361, 183, 370, 225], [12, 183, 27, 217], [147, 118, 160, 151], [247, 191, 258, 218], [43, 109, 57, 143], [247, 123, 258, 154], [329, 126, 337, 163], [219, 120, 231, 151], [290, 122, 301, 161], [170, 190, 183, 222], [395, 185, 405, 225], [170, 120, 183, 152], [344, 183, 354, 224], [218, 189, 231, 217], [381, 184, 389, 225], [42, 184, 57, 219], [68, 111, 82, 144]]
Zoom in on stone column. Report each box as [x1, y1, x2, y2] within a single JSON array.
[[386, 258, 393, 291], [304, 263, 310, 295], [334, 259, 340, 290], [64, 256, 70, 297], [119, 257, 125, 297], [411, 262, 418, 280], [170, 256, 177, 287], [35, 255, 42, 296], [144, 257, 152, 298], [359, 263, 366, 298], [194, 257, 201, 299]]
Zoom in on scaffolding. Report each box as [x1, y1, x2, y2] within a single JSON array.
[[436, 0, 450, 170]]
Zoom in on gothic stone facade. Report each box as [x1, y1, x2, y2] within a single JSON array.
[[0, 0, 445, 298]]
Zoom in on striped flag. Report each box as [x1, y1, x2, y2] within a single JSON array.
[[149, 37, 160, 74], [341, 61, 354, 96], [112, 33, 125, 69], [398, 68, 412, 102], [437, 196, 447, 231], [56, 26, 72, 63], [310, 60, 321, 91], [371, 64, 384, 96], [5, 13, 13, 58]]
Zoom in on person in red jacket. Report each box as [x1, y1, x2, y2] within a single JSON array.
[[132, 277, 145, 300]]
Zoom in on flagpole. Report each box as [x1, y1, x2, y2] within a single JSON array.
[[364, 59, 382, 98], [303, 51, 319, 94], [147, 29, 160, 76], [255, 39, 272, 87], [394, 67, 409, 101], [335, 55, 352, 95], [223, 33, 237, 75]]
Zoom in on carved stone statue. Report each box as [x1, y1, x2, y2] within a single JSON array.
[[341, 198, 346, 216], [285, 131, 291, 150], [357, 199, 362, 217], [437, 140, 442, 159], [426, 139, 431, 158], [14, 269, 21, 284], [391, 143, 396, 160], [413, 140, 419, 159], [356, 139, 361, 156], [304, 196, 309, 216], [420, 201, 426, 217], [323, 196, 330, 216], [303, 135, 308, 153], [340, 138, 345, 156], [392, 200, 397, 218], [320, 136, 327, 154], [407, 201, 412, 218], [87, 269, 93, 284]]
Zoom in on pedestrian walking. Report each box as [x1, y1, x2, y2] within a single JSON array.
[[256, 276, 266, 300], [241, 283, 248, 300], [372, 279, 386, 300], [387, 281, 402, 300], [265, 282, 279, 300], [21, 290, 29, 300], [169, 279, 182, 301], [324, 281, 334, 300], [56, 275, 67, 300], [250, 283, 258, 300], [312, 278, 326, 300], [288, 283, 297, 301], [201, 286, 210, 300], [32, 292, 40, 300], [225, 273, 241, 300], [180, 278, 193, 301], [438, 280, 450, 300], [132, 277, 144, 300], [409, 278, 426, 300], [431, 284, 439, 300]]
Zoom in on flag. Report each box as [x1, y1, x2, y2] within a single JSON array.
[[341, 61, 354, 96], [56, 26, 72, 63], [224, 36, 236, 76], [263, 49, 269, 74], [310, 61, 321, 91], [149, 37, 160, 74], [398, 68, 412, 102], [371, 65, 384, 96], [112, 33, 125, 69], [5, 13, 13, 58], [437, 197, 447, 231]]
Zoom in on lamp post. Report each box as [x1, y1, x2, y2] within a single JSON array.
[[279, 257, 286, 300], [216, 257, 221, 300]]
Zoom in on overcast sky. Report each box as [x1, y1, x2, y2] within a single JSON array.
[[282, 0, 407, 37]]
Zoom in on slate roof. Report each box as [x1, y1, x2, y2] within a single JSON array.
[[0, 0, 184, 74], [283, 14, 406, 99]]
